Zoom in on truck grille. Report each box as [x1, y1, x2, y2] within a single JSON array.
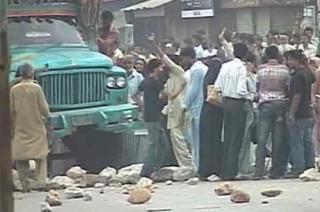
[[38, 70, 107, 109]]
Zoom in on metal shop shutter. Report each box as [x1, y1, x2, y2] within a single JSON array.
[[236, 8, 253, 34], [256, 8, 271, 37], [271, 7, 301, 33]]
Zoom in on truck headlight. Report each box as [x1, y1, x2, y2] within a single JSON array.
[[116, 76, 126, 88], [106, 77, 116, 88]]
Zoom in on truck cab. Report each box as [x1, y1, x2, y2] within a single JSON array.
[[8, 1, 142, 172]]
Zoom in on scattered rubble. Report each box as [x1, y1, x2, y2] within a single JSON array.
[[230, 190, 250, 204], [40, 202, 52, 212], [214, 182, 234, 196], [65, 187, 84, 199], [207, 174, 221, 182], [45, 190, 62, 207], [122, 185, 135, 195], [83, 191, 93, 201], [99, 188, 105, 194], [127, 188, 151, 204], [299, 168, 320, 182], [261, 200, 269, 204], [49, 176, 75, 189], [99, 167, 117, 185], [261, 189, 283, 197], [117, 164, 142, 184], [186, 177, 199, 185]]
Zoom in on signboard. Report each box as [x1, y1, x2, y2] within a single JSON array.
[[181, 0, 214, 18], [221, 0, 304, 8]]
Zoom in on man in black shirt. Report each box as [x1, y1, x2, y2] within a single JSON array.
[[139, 59, 169, 177], [285, 50, 316, 178]]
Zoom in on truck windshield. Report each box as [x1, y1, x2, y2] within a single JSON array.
[[8, 16, 85, 46]]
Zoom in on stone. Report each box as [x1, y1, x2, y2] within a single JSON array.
[[127, 188, 151, 204], [300, 168, 320, 181], [12, 169, 22, 191], [261, 189, 283, 197], [136, 177, 153, 189], [66, 166, 87, 180], [99, 188, 105, 194], [186, 177, 199, 185], [117, 164, 142, 184], [99, 167, 117, 184], [146, 208, 172, 212], [214, 182, 234, 196], [83, 191, 93, 201], [151, 167, 195, 182], [165, 180, 173, 186], [65, 187, 84, 199], [94, 183, 105, 189], [230, 190, 250, 204], [207, 174, 221, 182], [49, 176, 75, 189], [40, 202, 52, 212], [172, 167, 196, 181], [83, 174, 104, 187], [45, 190, 62, 207]]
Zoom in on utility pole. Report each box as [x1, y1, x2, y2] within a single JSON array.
[[0, 0, 14, 211]]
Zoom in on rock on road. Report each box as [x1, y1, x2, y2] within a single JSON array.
[[16, 180, 320, 212]]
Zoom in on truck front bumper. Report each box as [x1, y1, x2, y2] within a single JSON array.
[[49, 104, 143, 139]]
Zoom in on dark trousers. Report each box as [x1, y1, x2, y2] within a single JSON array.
[[222, 97, 247, 180], [140, 121, 169, 177], [255, 101, 289, 177]]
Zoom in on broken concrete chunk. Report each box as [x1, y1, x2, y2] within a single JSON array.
[[65, 187, 84, 199], [49, 176, 75, 189], [214, 182, 234, 196], [99, 167, 117, 184], [261, 189, 283, 197], [66, 166, 87, 180], [186, 177, 199, 185], [230, 190, 250, 203], [83, 191, 93, 201], [127, 188, 151, 204], [117, 164, 142, 184]]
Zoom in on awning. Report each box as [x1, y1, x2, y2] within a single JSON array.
[[121, 0, 174, 12]]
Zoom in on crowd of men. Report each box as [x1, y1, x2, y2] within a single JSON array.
[[121, 25, 320, 181], [10, 10, 320, 193]]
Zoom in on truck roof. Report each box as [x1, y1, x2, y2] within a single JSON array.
[[8, 2, 78, 18]]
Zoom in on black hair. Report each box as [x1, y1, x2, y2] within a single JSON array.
[[101, 10, 114, 22], [245, 51, 256, 64], [265, 46, 279, 60], [180, 46, 196, 60], [233, 43, 248, 59], [147, 59, 162, 74], [284, 50, 304, 62], [168, 54, 181, 66], [304, 27, 314, 34]]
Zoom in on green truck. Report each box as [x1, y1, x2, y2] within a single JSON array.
[[8, 0, 142, 173]]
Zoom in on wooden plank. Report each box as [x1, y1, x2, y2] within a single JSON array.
[[0, 0, 14, 211]]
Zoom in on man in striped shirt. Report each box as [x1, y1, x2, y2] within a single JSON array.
[[254, 46, 290, 180]]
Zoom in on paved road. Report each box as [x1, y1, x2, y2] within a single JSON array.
[[16, 179, 320, 212]]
